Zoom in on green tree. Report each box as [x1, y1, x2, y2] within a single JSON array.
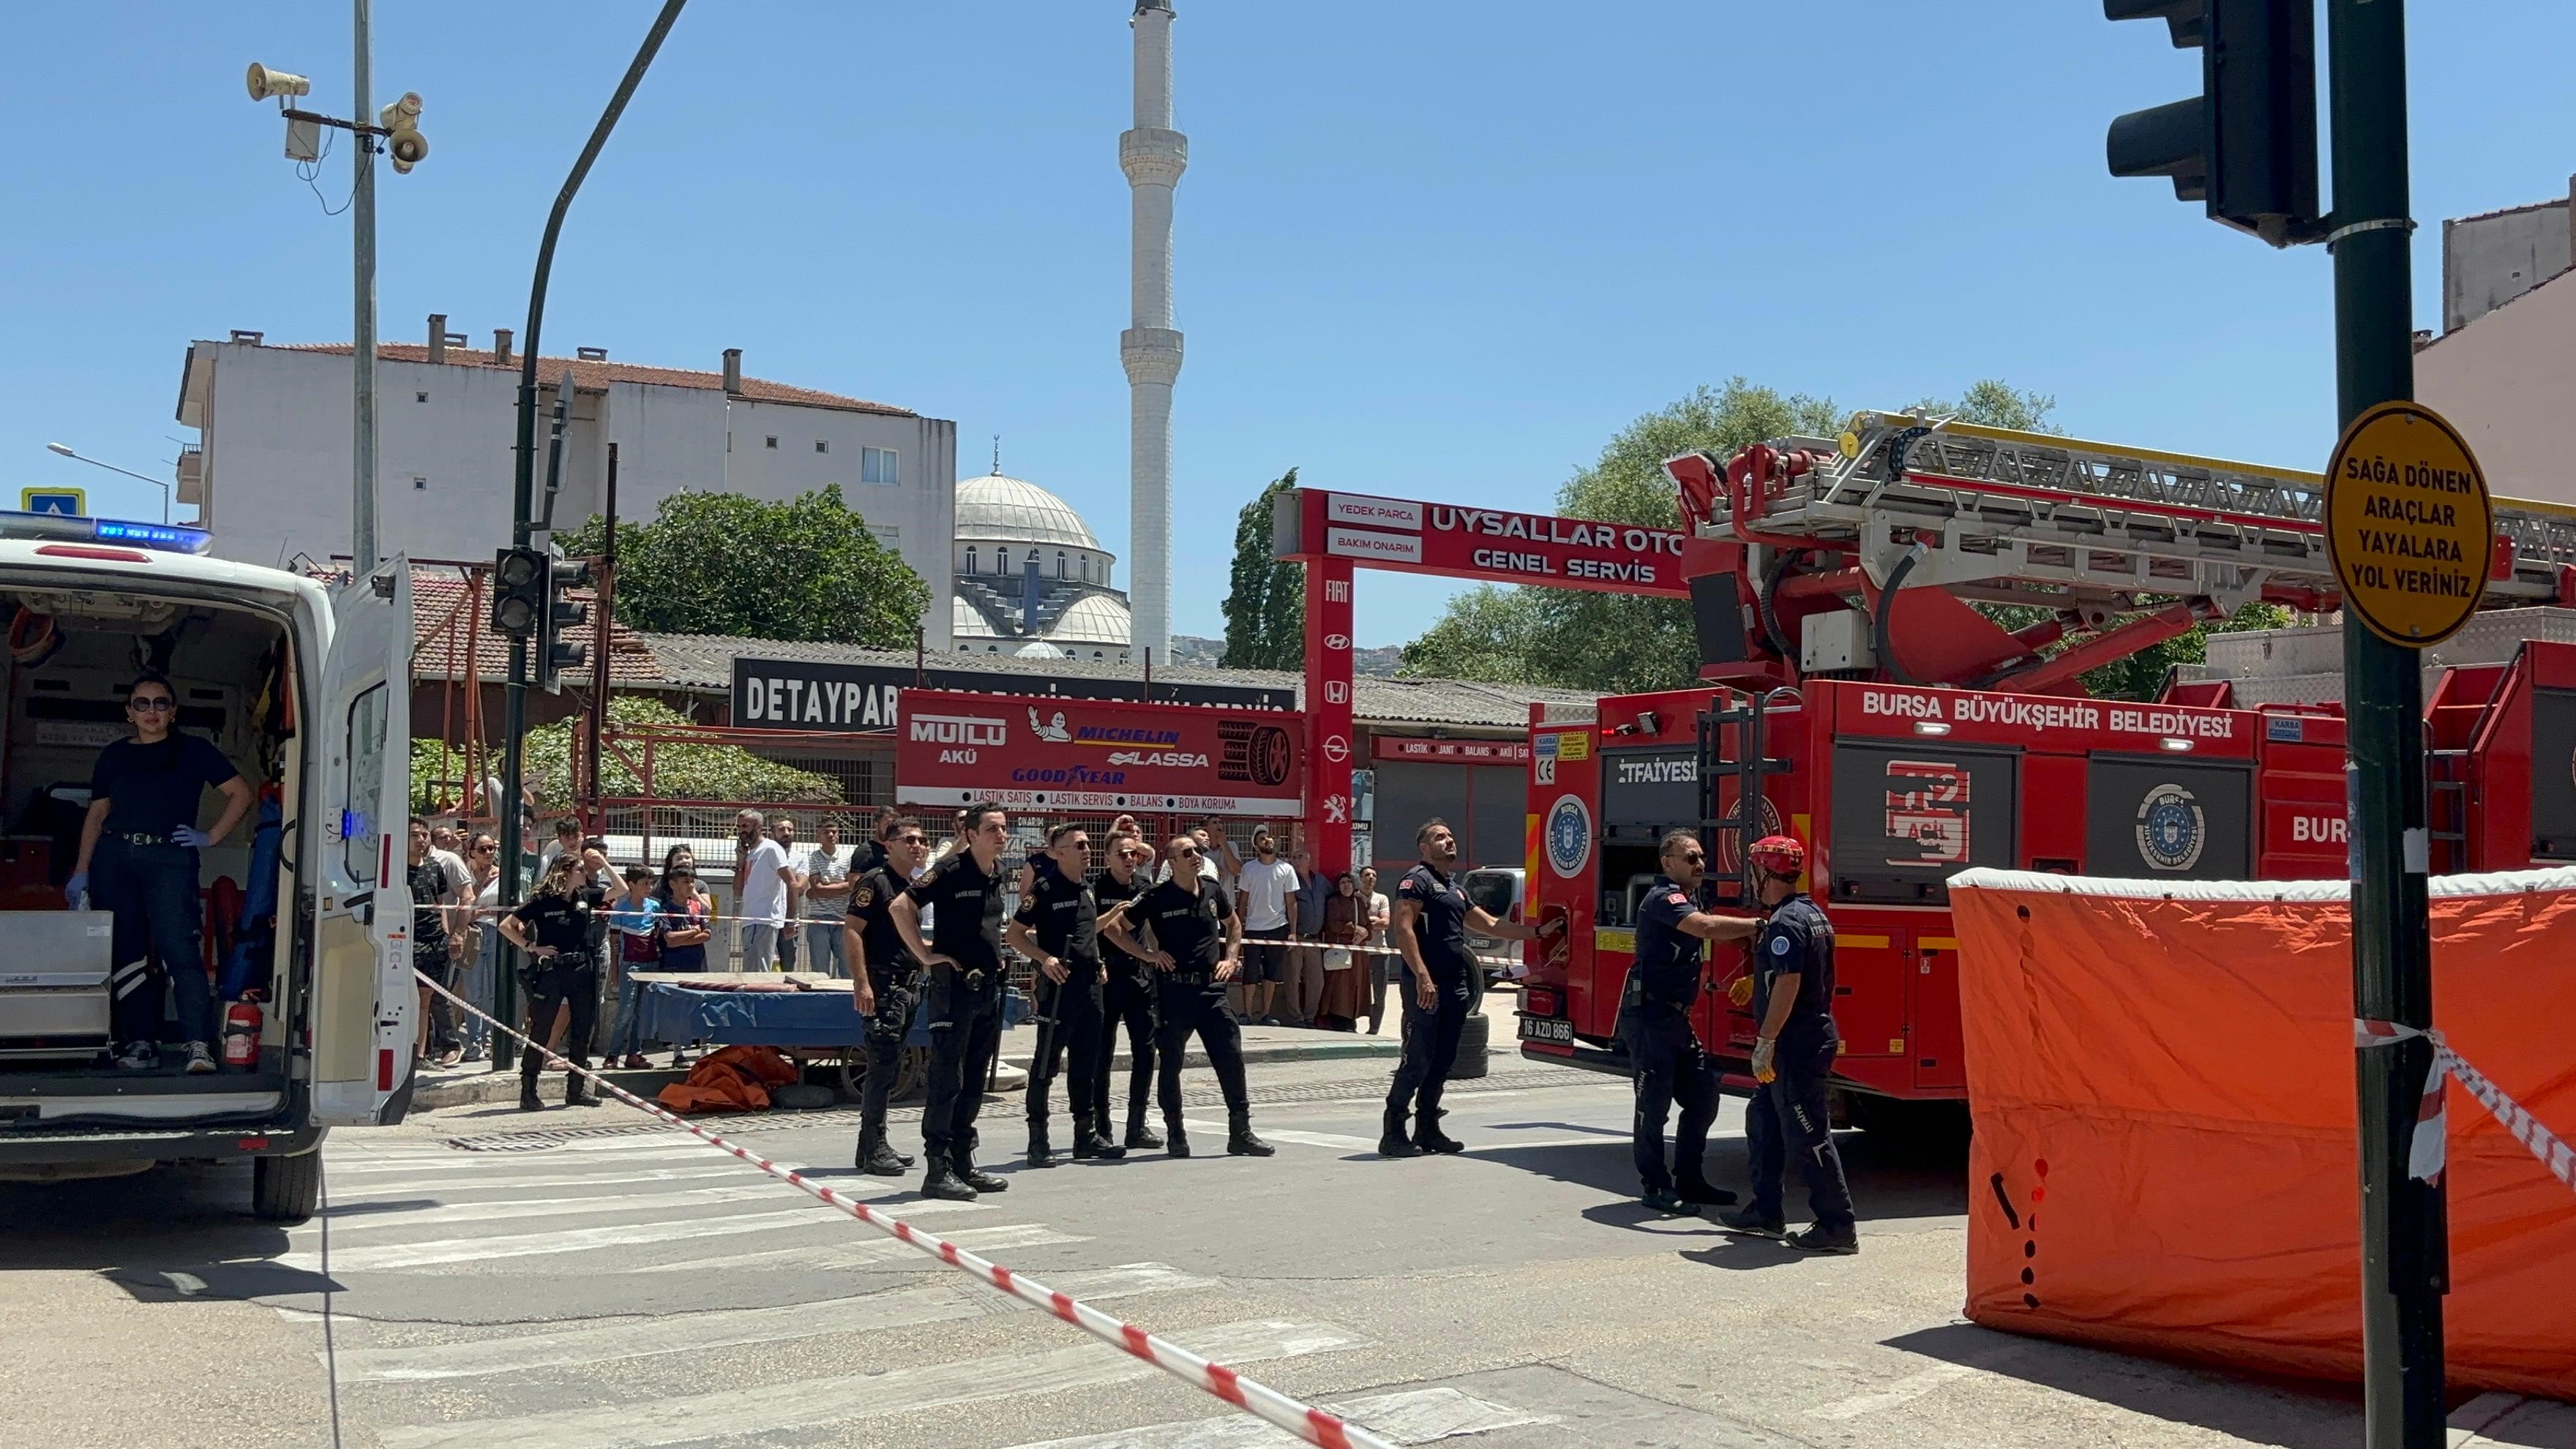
[[1399, 379, 1839, 692], [411, 694, 844, 816], [2077, 602, 2292, 702], [1913, 380, 2059, 433], [1221, 468, 1305, 670], [556, 485, 929, 646]]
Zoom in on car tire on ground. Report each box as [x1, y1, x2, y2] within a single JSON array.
[[1447, 1009, 1490, 1079], [252, 1150, 321, 1224]]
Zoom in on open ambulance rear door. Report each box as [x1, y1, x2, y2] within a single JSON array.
[[308, 559, 418, 1126]]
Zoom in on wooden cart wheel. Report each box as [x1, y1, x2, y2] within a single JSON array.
[[834, 1047, 866, 1104], [891, 1045, 928, 1102]]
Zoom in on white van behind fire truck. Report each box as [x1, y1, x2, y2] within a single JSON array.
[[0, 512, 416, 1221]]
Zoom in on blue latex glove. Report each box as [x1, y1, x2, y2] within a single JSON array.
[[63, 872, 88, 907], [172, 825, 211, 849]]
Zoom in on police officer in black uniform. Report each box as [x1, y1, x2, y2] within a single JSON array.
[[496, 853, 608, 1112], [1620, 830, 1748, 1212], [845, 814, 932, 1175], [1381, 817, 1559, 1157], [893, 801, 1014, 1201], [1008, 823, 1126, 1167], [1089, 832, 1162, 1150], [1717, 833, 1859, 1254], [1101, 836, 1272, 1159]]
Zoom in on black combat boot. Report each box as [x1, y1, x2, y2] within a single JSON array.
[[855, 1127, 911, 1176], [1124, 1104, 1164, 1151], [921, 1159, 978, 1202], [564, 1060, 597, 1108], [518, 1046, 545, 1112], [1164, 1112, 1191, 1158], [1072, 1125, 1126, 1161], [1026, 1126, 1057, 1169], [1377, 1109, 1422, 1158], [1227, 1111, 1276, 1157], [954, 1154, 1008, 1194]]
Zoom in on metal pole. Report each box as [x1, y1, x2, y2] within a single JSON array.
[[585, 444, 618, 823], [350, 0, 379, 575], [2327, 2, 2448, 1443], [495, 0, 690, 1066]]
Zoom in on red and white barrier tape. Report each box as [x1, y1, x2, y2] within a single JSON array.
[[411, 968, 1397, 1449], [2355, 1019, 2575, 1192]]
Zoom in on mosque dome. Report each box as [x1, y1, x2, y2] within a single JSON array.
[[954, 473, 1109, 556], [949, 468, 1131, 662]]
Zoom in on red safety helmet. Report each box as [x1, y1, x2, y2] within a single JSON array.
[[1747, 834, 1806, 877]]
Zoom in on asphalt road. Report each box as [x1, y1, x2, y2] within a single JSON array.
[[6, 1053, 2547, 1449]]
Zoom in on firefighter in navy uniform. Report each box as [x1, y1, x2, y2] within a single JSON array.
[[1620, 830, 1746, 1213], [1007, 823, 1126, 1167], [893, 801, 1014, 1202], [1716, 834, 1860, 1254], [845, 815, 932, 1176]]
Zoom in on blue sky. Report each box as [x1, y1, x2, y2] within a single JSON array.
[[5, 1, 2572, 647]]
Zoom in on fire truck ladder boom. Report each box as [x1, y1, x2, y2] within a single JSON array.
[[1689, 411, 2576, 615]]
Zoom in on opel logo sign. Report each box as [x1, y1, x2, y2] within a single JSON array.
[[1324, 735, 1351, 763]]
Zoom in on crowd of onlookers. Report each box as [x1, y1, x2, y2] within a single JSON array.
[[397, 806, 1405, 1076]]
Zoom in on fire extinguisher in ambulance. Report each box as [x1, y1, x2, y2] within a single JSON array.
[[222, 997, 263, 1072]]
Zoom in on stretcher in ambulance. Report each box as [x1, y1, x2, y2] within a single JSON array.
[[0, 513, 416, 1221]]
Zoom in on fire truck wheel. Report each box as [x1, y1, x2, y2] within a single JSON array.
[[1446, 1010, 1490, 1080], [252, 1150, 321, 1224]]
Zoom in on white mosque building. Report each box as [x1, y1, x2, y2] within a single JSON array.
[[948, 471, 1134, 663]]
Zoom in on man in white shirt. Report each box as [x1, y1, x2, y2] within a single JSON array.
[[1233, 829, 1298, 1025], [733, 809, 794, 970]]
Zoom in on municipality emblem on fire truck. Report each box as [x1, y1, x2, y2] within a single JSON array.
[[2135, 782, 2206, 872], [1545, 794, 1592, 878]]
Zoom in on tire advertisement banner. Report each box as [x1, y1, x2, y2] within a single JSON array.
[[895, 689, 1304, 817]]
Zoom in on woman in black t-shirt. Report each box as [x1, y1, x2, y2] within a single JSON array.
[[498, 854, 604, 1111], [67, 671, 255, 1074]]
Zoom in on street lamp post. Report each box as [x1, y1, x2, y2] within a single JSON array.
[[43, 443, 171, 523], [244, 2, 429, 580]]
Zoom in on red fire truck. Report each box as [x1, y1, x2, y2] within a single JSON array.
[[1512, 411, 2576, 1131]]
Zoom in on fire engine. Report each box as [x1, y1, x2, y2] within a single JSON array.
[[1513, 410, 2576, 1131]]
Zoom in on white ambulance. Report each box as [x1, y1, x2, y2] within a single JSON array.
[[0, 512, 416, 1221]]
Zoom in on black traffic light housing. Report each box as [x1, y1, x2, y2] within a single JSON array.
[[491, 545, 544, 639], [536, 549, 594, 694], [2105, 0, 2320, 247]]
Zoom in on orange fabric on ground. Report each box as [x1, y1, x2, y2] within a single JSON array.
[[1949, 872, 2576, 1399], [656, 1044, 800, 1115]]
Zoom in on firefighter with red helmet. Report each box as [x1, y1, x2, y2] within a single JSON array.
[[1619, 830, 1746, 1213], [1717, 832, 1859, 1254]]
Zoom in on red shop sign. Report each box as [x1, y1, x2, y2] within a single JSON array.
[[895, 689, 1306, 816], [1298, 490, 1691, 596], [1380, 736, 1532, 763]]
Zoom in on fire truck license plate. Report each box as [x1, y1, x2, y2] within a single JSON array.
[[1517, 1016, 1573, 1044]]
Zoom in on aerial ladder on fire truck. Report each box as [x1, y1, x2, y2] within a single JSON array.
[[1663, 411, 2576, 697]]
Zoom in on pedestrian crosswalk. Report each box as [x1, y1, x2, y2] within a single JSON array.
[[258, 1129, 1556, 1449]]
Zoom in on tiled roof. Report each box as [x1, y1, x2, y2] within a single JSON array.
[[406, 571, 666, 687], [271, 342, 913, 418], [629, 632, 1595, 731]]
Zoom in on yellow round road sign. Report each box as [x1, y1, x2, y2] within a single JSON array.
[[2324, 400, 2493, 647]]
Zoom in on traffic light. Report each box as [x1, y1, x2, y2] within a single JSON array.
[[491, 545, 544, 639], [2104, 0, 2319, 247], [536, 549, 593, 694]]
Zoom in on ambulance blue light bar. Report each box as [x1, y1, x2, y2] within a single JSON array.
[[0, 511, 213, 555]]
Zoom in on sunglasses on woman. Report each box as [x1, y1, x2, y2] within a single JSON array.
[[129, 697, 176, 713]]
